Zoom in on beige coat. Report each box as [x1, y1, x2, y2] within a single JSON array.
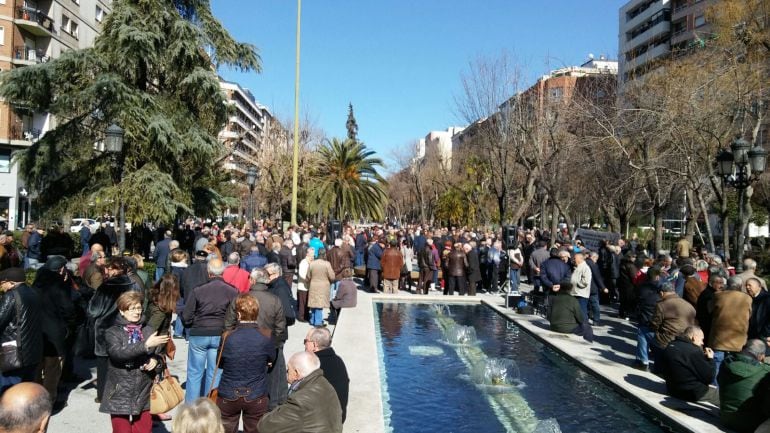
[[709, 290, 752, 352], [307, 259, 335, 309]]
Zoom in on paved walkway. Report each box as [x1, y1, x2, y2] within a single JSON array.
[[47, 284, 732, 432]]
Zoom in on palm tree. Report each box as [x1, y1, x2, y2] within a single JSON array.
[[308, 138, 387, 221]]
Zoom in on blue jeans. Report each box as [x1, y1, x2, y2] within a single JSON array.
[[330, 281, 339, 300], [174, 316, 186, 338], [532, 275, 542, 292], [509, 269, 520, 293], [355, 251, 364, 267], [186, 335, 222, 403], [712, 350, 725, 385], [636, 324, 656, 365], [432, 270, 439, 287], [309, 308, 324, 326], [588, 293, 601, 323], [155, 267, 166, 282], [576, 297, 589, 321]]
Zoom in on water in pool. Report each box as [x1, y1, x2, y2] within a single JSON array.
[[374, 302, 675, 433]]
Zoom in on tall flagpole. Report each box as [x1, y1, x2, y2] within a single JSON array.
[[290, 0, 301, 226]]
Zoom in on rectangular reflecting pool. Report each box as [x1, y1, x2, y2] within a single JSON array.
[[374, 302, 678, 433]]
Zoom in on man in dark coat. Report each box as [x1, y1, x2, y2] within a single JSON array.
[[89, 226, 112, 258], [634, 266, 663, 371], [265, 263, 296, 328], [661, 325, 718, 405], [241, 245, 268, 273], [304, 327, 349, 423], [279, 239, 297, 287], [463, 243, 482, 296], [366, 238, 384, 293], [153, 230, 172, 282], [540, 248, 571, 294], [0, 267, 43, 392], [32, 256, 76, 404], [696, 274, 725, 343], [257, 351, 342, 433], [586, 251, 607, 325]]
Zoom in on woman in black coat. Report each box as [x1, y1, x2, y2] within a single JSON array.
[[88, 257, 142, 402], [99, 291, 168, 433]]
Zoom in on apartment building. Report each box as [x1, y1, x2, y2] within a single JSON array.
[[218, 78, 287, 182], [619, 0, 672, 84], [670, 0, 717, 53], [422, 126, 464, 171], [0, 0, 110, 228]]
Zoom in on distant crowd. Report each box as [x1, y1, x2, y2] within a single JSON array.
[[2, 219, 770, 432]]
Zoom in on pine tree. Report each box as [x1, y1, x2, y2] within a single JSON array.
[[0, 0, 260, 222], [346, 103, 358, 142]]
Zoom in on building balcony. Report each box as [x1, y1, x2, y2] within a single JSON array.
[[624, 2, 664, 34], [624, 42, 670, 72], [12, 46, 49, 65], [8, 125, 41, 147], [15, 7, 55, 37], [623, 20, 670, 53], [227, 99, 264, 131]]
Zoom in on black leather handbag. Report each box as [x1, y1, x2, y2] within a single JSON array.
[[0, 291, 22, 372]]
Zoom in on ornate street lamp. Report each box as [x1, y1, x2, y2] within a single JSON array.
[[105, 123, 126, 252], [715, 135, 767, 271], [246, 166, 258, 225]]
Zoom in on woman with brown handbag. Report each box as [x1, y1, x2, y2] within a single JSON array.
[[99, 291, 169, 433], [145, 274, 180, 421]]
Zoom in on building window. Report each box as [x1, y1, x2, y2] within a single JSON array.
[[72, 0, 79, 4], [95, 5, 104, 22], [61, 14, 70, 33], [0, 27, 4, 46], [0, 150, 11, 173], [694, 15, 706, 27], [549, 87, 563, 101], [70, 21, 78, 38]]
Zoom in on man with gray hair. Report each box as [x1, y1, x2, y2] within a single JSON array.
[[717, 339, 770, 432], [709, 275, 753, 380], [696, 274, 726, 343], [0, 382, 51, 433], [661, 325, 718, 405], [304, 327, 350, 422], [257, 351, 342, 433], [222, 251, 250, 293], [651, 280, 696, 354], [225, 265, 288, 410], [736, 257, 767, 292], [181, 258, 238, 402]]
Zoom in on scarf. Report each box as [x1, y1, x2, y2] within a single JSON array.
[[125, 324, 144, 344]]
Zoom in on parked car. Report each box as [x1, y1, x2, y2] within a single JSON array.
[[70, 218, 99, 233]]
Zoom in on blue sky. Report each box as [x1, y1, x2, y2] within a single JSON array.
[[212, 1, 626, 171]]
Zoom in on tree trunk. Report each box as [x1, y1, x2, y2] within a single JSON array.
[[549, 200, 558, 247], [696, 188, 716, 253], [653, 206, 664, 254]]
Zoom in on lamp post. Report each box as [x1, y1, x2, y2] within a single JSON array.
[[246, 166, 258, 226], [715, 136, 767, 272], [105, 123, 125, 253]]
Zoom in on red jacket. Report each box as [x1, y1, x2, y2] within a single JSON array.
[[223, 265, 251, 293]]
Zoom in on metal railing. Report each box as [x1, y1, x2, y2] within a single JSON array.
[[13, 46, 48, 63], [10, 126, 42, 142], [15, 7, 55, 33]]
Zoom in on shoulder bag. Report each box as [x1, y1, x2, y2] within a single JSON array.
[[207, 330, 231, 403], [150, 359, 184, 414]]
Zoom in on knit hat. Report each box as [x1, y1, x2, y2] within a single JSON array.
[[44, 255, 68, 271]]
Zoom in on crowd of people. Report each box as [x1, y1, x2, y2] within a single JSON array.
[[2, 218, 770, 432]]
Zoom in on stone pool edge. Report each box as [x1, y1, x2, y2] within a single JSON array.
[[481, 299, 729, 433]]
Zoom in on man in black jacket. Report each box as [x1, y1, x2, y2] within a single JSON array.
[[279, 239, 297, 287], [265, 263, 296, 328], [661, 325, 718, 405], [634, 266, 663, 371], [181, 258, 238, 403], [304, 326, 349, 423], [586, 251, 607, 326], [0, 267, 43, 392]]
